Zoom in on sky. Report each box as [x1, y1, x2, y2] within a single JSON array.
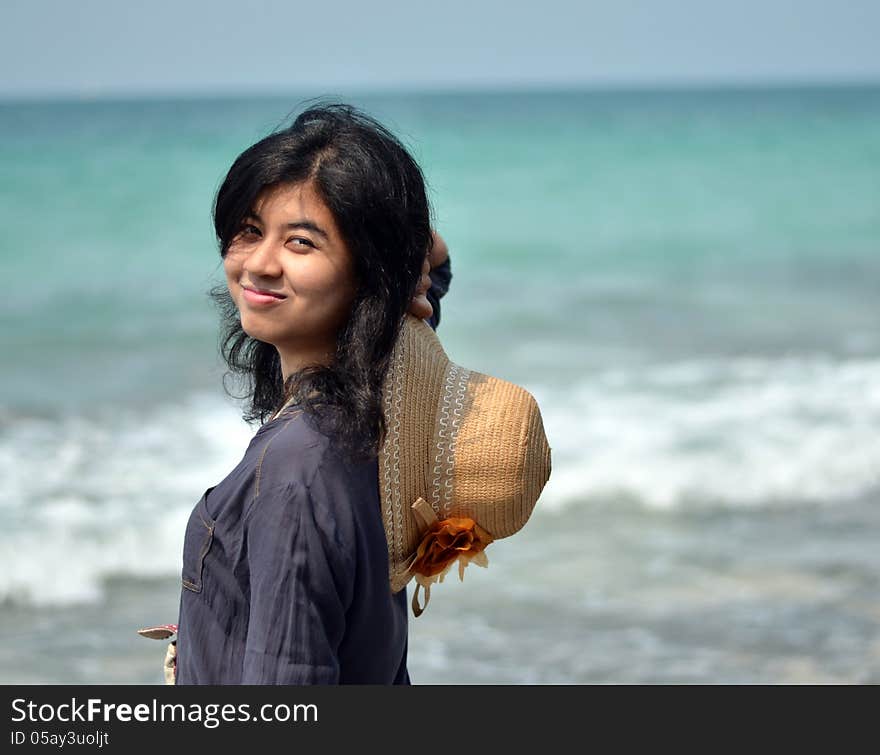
[[2, 0, 879, 99]]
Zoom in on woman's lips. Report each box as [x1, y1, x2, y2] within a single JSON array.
[[242, 286, 287, 306]]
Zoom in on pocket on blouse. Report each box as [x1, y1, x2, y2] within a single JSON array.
[[181, 486, 216, 593]]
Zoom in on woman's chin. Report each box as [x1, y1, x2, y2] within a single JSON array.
[[239, 321, 279, 346]]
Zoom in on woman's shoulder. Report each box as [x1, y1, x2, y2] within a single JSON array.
[[246, 410, 379, 575], [254, 408, 379, 514], [253, 409, 330, 489]]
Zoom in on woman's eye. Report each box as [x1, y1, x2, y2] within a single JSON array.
[[288, 237, 314, 249], [234, 224, 261, 242]]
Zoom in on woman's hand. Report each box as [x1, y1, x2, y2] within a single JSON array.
[[408, 230, 449, 320]]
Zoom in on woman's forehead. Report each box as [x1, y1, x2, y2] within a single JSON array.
[[252, 180, 323, 213], [249, 181, 338, 236]]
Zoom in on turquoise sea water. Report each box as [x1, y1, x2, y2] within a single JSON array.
[[1, 86, 879, 682]]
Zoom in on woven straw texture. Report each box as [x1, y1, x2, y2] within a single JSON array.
[[379, 315, 551, 593]]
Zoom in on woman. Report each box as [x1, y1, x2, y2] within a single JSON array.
[[173, 102, 451, 684]]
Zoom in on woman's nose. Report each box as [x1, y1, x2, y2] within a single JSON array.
[[242, 237, 282, 278]]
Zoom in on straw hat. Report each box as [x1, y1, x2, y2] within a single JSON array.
[[378, 314, 552, 616]]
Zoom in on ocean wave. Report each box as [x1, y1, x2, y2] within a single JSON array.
[[1, 356, 879, 606], [0, 394, 255, 607], [535, 355, 880, 511]]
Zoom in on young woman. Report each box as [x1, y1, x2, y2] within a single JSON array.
[[173, 102, 451, 684]]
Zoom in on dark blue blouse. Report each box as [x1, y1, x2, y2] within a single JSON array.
[[175, 256, 451, 685]]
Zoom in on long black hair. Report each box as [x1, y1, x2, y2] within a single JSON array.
[[209, 101, 433, 461]]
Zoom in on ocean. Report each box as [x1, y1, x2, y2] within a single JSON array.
[[1, 85, 878, 683]]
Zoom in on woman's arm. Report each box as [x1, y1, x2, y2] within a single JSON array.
[[241, 479, 352, 684]]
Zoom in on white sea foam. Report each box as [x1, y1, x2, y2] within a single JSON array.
[[0, 393, 256, 606], [1, 355, 879, 606], [534, 355, 880, 511]]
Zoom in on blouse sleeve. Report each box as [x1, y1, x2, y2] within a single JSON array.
[[425, 255, 452, 330], [241, 478, 353, 684]]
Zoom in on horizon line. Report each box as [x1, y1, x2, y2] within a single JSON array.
[[1, 75, 879, 105]]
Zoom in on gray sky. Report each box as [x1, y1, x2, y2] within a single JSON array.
[[2, 0, 879, 98]]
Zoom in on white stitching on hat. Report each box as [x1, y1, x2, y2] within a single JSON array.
[[446, 365, 470, 518], [381, 375, 395, 561], [432, 363, 471, 518], [431, 363, 456, 514], [382, 328, 407, 569]]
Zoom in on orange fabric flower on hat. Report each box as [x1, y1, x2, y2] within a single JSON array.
[[410, 517, 493, 579], [404, 499, 496, 617]]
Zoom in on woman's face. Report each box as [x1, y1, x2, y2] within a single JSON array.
[[223, 181, 358, 378]]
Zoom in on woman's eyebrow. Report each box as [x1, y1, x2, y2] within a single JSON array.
[[285, 220, 329, 239], [244, 211, 328, 240]]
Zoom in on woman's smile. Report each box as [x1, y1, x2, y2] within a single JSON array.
[[242, 285, 287, 306]]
